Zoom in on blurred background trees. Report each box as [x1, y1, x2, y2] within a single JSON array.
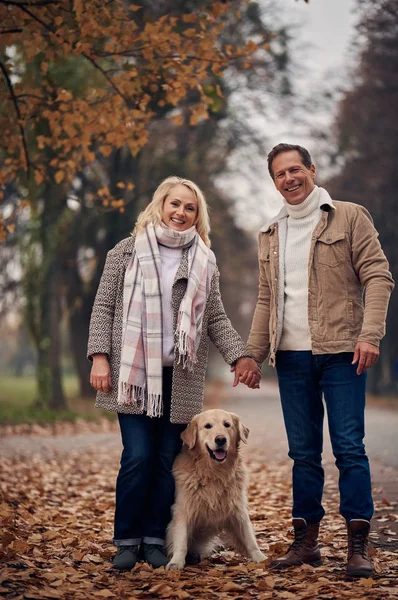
[[1, 0, 397, 422], [327, 0, 398, 394], [0, 0, 294, 415]]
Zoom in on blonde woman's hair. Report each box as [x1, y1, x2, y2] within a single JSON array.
[[133, 176, 211, 247]]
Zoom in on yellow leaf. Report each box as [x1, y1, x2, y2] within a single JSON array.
[[360, 578, 375, 587], [55, 170, 65, 184], [116, 182, 125, 188], [182, 14, 197, 23], [171, 114, 184, 126], [99, 145, 112, 157], [257, 576, 275, 589], [130, 4, 142, 11], [35, 171, 44, 185], [223, 582, 242, 592], [183, 28, 196, 38]]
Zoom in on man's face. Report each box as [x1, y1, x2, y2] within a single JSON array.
[[272, 150, 316, 205]]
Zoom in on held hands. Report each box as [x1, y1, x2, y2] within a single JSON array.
[[231, 357, 261, 389], [90, 354, 112, 392], [352, 342, 379, 375]]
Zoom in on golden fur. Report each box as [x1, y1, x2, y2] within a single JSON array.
[[166, 409, 266, 570]]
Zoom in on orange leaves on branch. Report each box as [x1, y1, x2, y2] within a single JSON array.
[[54, 170, 65, 184], [0, 0, 263, 193]]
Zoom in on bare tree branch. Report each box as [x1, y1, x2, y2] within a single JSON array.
[[0, 60, 30, 174], [0, 1, 61, 7], [0, 28, 23, 34]]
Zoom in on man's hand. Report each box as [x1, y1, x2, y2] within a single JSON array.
[[231, 357, 261, 389], [90, 353, 112, 392], [352, 342, 379, 375]]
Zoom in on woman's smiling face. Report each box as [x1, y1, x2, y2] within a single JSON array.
[[162, 184, 198, 231]]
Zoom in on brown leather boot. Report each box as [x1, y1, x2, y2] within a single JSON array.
[[346, 519, 373, 578], [271, 518, 322, 570]]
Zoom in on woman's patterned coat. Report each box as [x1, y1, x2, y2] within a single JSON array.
[[87, 236, 246, 424]]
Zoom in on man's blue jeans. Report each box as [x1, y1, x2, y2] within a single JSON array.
[[276, 351, 373, 524], [113, 367, 185, 546]]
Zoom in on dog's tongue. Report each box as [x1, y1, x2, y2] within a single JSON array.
[[214, 449, 226, 461]]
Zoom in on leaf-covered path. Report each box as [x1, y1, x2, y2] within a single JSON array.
[[1, 384, 398, 599]]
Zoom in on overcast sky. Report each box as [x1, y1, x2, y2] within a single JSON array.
[[291, 0, 358, 77], [220, 0, 359, 229]]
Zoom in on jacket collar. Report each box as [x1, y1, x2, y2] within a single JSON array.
[[122, 235, 135, 254], [260, 186, 335, 233], [174, 248, 189, 282]]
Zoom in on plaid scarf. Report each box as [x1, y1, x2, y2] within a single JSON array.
[[118, 222, 216, 417]]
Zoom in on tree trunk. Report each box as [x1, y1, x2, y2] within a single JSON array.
[[26, 182, 67, 411], [35, 253, 66, 410], [70, 308, 95, 398]]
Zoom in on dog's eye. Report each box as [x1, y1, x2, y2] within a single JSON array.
[[224, 422, 231, 428], [204, 423, 212, 429]]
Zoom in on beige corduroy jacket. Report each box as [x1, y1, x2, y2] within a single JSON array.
[[87, 237, 246, 423], [246, 197, 394, 367]]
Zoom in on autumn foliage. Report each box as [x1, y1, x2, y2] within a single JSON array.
[[0, 0, 261, 191], [1, 422, 398, 599]]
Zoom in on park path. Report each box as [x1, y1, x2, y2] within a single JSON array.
[[1, 379, 397, 493], [1, 380, 398, 599], [1, 379, 397, 527]]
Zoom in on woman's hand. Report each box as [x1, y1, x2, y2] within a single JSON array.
[[90, 354, 112, 392], [231, 357, 261, 389]]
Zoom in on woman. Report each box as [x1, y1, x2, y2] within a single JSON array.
[[87, 176, 260, 571]]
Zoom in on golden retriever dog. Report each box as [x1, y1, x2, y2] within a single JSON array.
[[166, 409, 266, 570]]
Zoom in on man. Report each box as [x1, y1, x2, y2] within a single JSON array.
[[235, 143, 394, 578]]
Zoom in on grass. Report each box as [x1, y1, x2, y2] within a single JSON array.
[[0, 374, 115, 426]]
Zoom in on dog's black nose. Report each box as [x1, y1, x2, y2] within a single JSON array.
[[215, 435, 227, 446]]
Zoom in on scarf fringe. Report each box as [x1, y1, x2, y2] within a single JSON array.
[[176, 330, 197, 373], [146, 392, 163, 418], [118, 381, 163, 418]]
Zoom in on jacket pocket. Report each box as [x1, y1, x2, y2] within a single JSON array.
[[316, 231, 346, 267]]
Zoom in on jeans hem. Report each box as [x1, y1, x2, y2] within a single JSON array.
[[113, 538, 142, 547], [143, 536, 165, 545]]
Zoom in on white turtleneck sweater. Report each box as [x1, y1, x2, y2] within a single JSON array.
[[279, 186, 321, 351], [159, 244, 183, 366]]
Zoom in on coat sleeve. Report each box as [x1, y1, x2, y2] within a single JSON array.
[[206, 266, 247, 365], [245, 233, 271, 364], [350, 205, 394, 346], [87, 247, 122, 360]]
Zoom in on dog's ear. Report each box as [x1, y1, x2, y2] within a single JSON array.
[[230, 412, 250, 445], [181, 420, 198, 449]]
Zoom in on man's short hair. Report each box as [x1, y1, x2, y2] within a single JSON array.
[[267, 143, 313, 179]]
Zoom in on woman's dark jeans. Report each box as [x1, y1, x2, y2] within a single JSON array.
[[276, 351, 373, 524], [113, 367, 185, 546]]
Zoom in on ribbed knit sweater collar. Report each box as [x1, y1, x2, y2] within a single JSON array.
[[283, 185, 320, 220]]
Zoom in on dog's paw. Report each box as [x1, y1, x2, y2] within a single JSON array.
[[251, 550, 267, 563], [166, 557, 185, 571]]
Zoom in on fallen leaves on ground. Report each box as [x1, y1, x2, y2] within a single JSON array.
[[1, 442, 398, 599], [0, 417, 118, 438]]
